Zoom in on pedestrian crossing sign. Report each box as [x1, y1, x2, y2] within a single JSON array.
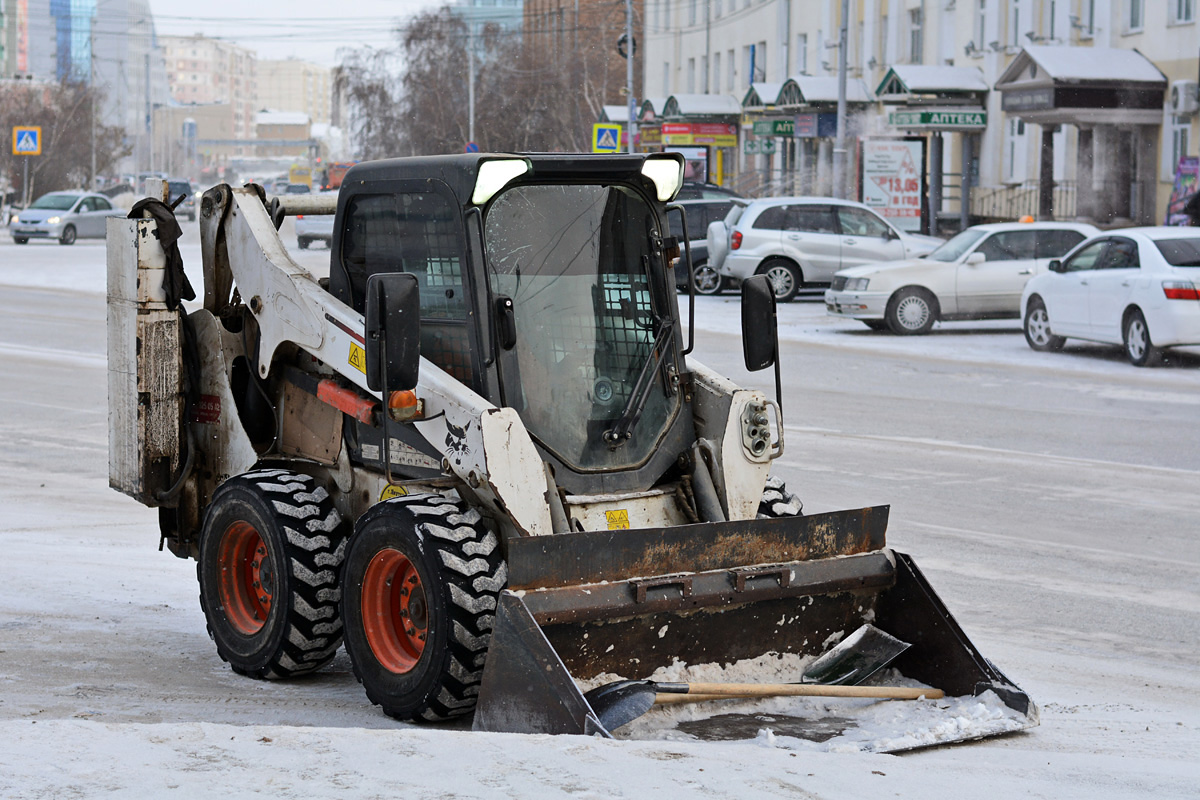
[[12, 126, 41, 156], [592, 123, 622, 154]]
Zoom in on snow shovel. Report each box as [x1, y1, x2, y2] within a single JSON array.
[[583, 624, 917, 731]]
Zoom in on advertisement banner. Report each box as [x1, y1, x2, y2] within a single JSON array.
[[662, 123, 738, 147], [1164, 156, 1199, 226], [861, 138, 926, 233]]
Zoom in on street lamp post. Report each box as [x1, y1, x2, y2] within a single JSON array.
[[832, 0, 849, 199]]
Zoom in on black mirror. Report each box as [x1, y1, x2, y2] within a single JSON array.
[[741, 275, 777, 371], [365, 272, 420, 392], [1048, 259, 1065, 273]]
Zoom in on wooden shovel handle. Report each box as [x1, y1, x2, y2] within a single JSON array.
[[655, 683, 943, 704]]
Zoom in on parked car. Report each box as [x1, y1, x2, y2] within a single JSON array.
[[294, 190, 337, 250], [677, 182, 743, 201], [824, 221, 1099, 334], [167, 179, 197, 221], [1021, 227, 1200, 366], [284, 183, 311, 194], [8, 191, 124, 245], [707, 197, 943, 302], [669, 197, 740, 294]]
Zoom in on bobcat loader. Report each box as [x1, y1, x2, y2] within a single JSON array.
[[107, 154, 1036, 750]]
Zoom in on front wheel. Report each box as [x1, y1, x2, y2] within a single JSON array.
[[759, 259, 801, 303], [1123, 309, 1160, 367], [340, 494, 506, 722], [197, 469, 346, 678], [886, 287, 937, 335], [1024, 297, 1066, 352], [59, 225, 77, 245], [298, 237, 310, 250], [692, 261, 726, 295]]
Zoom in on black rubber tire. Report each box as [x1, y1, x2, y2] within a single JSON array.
[[1123, 308, 1160, 367], [758, 475, 803, 518], [1023, 296, 1066, 352], [861, 320, 888, 332], [758, 259, 802, 303], [59, 225, 76, 245], [692, 261, 726, 295], [340, 493, 506, 722], [197, 468, 346, 679], [13, 237, 28, 244], [298, 237, 310, 250], [885, 287, 937, 335]]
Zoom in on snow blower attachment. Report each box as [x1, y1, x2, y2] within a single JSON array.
[[107, 154, 1036, 755]]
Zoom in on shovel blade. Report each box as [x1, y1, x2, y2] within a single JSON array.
[[801, 624, 911, 686]]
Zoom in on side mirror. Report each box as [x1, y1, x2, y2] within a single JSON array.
[[965, 252, 986, 265], [365, 272, 421, 392], [1048, 259, 1065, 273], [741, 275, 777, 371]]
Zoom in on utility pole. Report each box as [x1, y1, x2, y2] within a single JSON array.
[[625, 0, 636, 154], [468, 15, 475, 145], [832, 0, 849, 199], [90, 17, 96, 190]]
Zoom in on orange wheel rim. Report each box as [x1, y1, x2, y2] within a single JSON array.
[[362, 548, 428, 674], [217, 521, 273, 635]]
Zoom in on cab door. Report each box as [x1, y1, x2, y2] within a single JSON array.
[[1045, 239, 1109, 335], [1086, 237, 1141, 342], [955, 229, 1038, 316], [781, 204, 841, 282]]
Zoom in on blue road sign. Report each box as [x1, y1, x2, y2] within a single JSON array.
[[13, 126, 41, 156], [593, 123, 621, 153]]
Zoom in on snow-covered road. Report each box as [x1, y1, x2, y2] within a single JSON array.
[[1, 229, 1198, 798]]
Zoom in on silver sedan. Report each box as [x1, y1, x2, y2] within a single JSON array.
[[8, 191, 124, 245]]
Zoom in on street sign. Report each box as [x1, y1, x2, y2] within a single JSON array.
[[12, 126, 41, 156], [465, 141, 480, 153], [888, 109, 987, 131], [592, 123, 621, 153]]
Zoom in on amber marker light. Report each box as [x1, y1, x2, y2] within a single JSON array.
[[387, 390, 423, 422]]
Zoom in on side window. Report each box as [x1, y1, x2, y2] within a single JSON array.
[[976, 230, 1037, 261], [1036, 229, 1085, 258], [788, 205, 838, 233], [836, 207, 891, 238], [340, 191, 471, 381], [94, 197, 112, 211], [1063, 240, 1108, 272], [752, 205, 788, 230], [75, 198, 92, 213], [1100, 238, 1140, 270]]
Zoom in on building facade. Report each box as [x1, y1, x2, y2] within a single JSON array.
[[161, 34, 258, 153], [643, 0, 1199, 227], [257, 58, 331, 126]]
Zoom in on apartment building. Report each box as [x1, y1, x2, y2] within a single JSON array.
[[257, 59, 331, 127], [161, 34, 258, 153]]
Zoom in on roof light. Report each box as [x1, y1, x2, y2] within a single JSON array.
[[472, 159, 530, 205], [641, 156, 684, 202]]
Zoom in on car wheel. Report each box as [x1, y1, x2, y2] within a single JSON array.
[[692, 261, 726, 295], [885, 287, 937, 335], [1123, 309, 1160, 367], [861, 320, 888, 332], [1023, 297, 1066, 352], [59, 225, 77, 245], [13, 237, 28, 245], [759, 259, 801, 303], [298, 237, 310, 250]]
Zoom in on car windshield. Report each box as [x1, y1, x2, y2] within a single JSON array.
[[483, 183, 677, 472], [925, 229, 988, 262], [1154, 237, 1200, 267], [30, 194, 79, 211]]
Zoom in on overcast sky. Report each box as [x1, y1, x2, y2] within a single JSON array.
[[147, 0, 442, 67]]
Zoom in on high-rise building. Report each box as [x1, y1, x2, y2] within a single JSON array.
[[161, 34, 258, 148], [257, 59, 331, 126]]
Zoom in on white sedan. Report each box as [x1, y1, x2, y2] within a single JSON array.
[[1021, 227, 1200, 366], [825, 222, 1099, 334]]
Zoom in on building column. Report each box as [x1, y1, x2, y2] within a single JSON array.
[[928, 133, 943, 235], [1039, 125, 1058, 220], [1092, 126, 1118, 224], [1075, 126, 1095, 222], [1112, 128, 1135, 224], [1133, 125, 1158, 225], [817, 138, 833, 196], [960, 133, 973, 231]]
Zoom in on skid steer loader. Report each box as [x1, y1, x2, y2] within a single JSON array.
[[107, 154, 1036, 750]]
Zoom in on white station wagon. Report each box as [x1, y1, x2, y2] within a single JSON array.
[[825, 221, 1099, 334]]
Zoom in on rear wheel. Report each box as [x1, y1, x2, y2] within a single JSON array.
[[692, 261, 726, 295], [340, 494, 506, 722], [758, 475, 803, 518], [197, 469, 346, 678], [759, 259, 801, 303], [59, 225, 76, 245], [886, 287, 937, 335], [1023, 297, 1066, 352], [1123, 309, 1160, 367], [298, 237, 311, 250]]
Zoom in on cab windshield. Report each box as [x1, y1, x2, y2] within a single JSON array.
[[483, 183, 677, 471]]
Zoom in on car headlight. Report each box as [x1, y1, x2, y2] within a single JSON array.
[[8, 215, 18, 225], [844, 277, 870, 291], [47, 216, 61, 224]]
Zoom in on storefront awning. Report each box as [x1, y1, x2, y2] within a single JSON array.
[[638, 97, 668, 123], [778, 76, 873, 106], [600, 105, 631, 123], [742, 83, 784, 110], [994, 46, 1167, 125], [661, 94, 743, 119], [875, 65, 989, 104]]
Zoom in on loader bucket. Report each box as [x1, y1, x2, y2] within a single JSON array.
[[472, 506, 1037, 752]]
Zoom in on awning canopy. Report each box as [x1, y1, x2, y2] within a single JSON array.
[[875, 65, 989, 104], [638, 97, 668, 123], [600, 105, 631, 124], [742, 83, 783, 110], [994, 46, 1167, 125], [660, 93, 742, 119], [778, 76, 874, 106]]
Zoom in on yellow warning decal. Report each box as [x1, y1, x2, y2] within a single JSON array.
[[348, 342, 367, 374], [380, 485, 408, 501], [605, 509, 630, 530]]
